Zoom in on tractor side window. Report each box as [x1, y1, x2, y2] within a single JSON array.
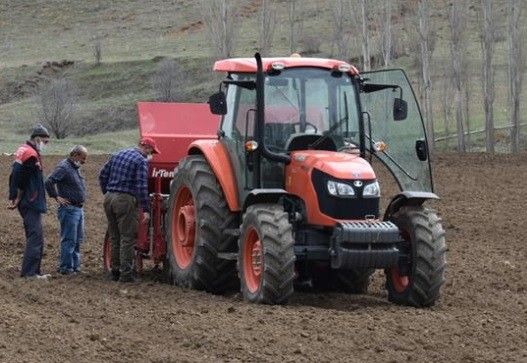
[[234, 82, 256, 139], [222, 75, 257, 142], [221, 84, 236, 138]]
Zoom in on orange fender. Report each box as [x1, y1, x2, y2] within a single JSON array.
[[188, 140, 240, 212]]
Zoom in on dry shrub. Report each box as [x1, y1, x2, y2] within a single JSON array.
[[36, 77, 78, 139]]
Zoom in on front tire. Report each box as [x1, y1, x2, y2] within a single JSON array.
[[238, 204, 296, 304], [385, 206, 447, 307], [165, 155, 238, 293]]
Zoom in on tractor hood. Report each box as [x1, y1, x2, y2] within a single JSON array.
[[288, 150, 376, 181], [285, 150, 378, 226]]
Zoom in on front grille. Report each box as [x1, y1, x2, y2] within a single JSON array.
[[311, 168, 379, 220]]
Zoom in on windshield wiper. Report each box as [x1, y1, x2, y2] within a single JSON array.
[[309, 91, 349, 149]]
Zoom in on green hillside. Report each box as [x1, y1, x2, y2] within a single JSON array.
[[0, 0, 525, 153]]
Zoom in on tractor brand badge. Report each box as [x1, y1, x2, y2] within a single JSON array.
[[151, 168, 175, 178], [294, 154, 306, 162], [353, 180, 363, 188], [352, 172, 361, 178]]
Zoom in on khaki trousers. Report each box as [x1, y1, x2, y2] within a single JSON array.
[[103, 192, 138, 278]]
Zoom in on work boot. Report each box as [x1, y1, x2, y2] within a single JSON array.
[[110, 270, 120, 282]]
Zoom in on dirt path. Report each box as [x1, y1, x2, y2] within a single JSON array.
[[0, 153, 526, 362]]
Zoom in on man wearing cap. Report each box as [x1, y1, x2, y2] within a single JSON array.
[[8, 124, 51, 279], [98, 138, 160, 282], [45, 145, 88, 275]]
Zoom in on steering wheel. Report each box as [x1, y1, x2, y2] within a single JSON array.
[[291, 121, 318, 134]]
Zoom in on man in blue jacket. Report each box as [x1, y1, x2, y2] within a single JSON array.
[[45, 145, 88, 275], [8, 124, 51, 279]]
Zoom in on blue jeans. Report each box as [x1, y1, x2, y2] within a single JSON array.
[[58, 205, 84, 273], [19, 207, 44, 277]]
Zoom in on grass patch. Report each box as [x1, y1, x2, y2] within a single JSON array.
[[1, 129, 139, 155]]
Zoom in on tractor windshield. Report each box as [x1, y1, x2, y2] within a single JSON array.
[[263, 68, 360, 153]]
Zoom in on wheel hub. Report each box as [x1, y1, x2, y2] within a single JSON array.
[[178, 205, 196, 247], [251, 241, 262, 276], [172, 186, 196, 269], [391, 267, 410, 293], [244, 228, 263, 293]]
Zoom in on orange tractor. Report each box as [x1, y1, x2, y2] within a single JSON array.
[[104, 53, 446, 307]]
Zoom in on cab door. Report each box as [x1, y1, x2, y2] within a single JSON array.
[[359, 69, 434, 192], [219, 77, 257, 205]]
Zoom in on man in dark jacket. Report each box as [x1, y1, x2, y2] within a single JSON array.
[[45, 145, 88, 275], [98, 137, 159, 282], [8, 124, 51, 279]]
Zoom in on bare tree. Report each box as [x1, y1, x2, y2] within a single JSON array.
[[287, 0, 304, 53], [37, 77, 78, 139], [93, 39, 102, 66], [480, 0, 495, 153], [259, 0, 276, 56], [463, 69, 472, 151], [449, 1, 467, 152], [201, 0, 238, 59], [380, 0, 393, 68], [152, 59, 184, 102], [331, 0, 352, 60], [358, 0, 371, 71], [417, 0, 435, 153], [508, 0, 524, 153], [441, 63, 453, 150]]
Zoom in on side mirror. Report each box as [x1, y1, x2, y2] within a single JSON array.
[[393, 98, 408, 121], [415, 139, 428, 161], [208, 91, 227, 115]]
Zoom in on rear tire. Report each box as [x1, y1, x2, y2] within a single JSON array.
[[165, 155, 238, 293], [238, 204, 295, 304], [385, 206, 447, 307]]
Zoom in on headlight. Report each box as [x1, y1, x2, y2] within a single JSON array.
[[363, 181, 380, 198], [327, 180, 355, 197]]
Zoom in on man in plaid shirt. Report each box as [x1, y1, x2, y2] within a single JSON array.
[[99, 137, 160, 282]]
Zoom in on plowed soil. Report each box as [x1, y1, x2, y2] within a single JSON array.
[[0, 153, 526, 362]]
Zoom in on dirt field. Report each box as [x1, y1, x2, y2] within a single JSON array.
[[0, 153, 526, 362]]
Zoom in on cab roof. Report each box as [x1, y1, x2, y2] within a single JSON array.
[[213, 56, 359, 75]]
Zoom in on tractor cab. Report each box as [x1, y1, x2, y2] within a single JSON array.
[[210, 55, 434, 206]]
